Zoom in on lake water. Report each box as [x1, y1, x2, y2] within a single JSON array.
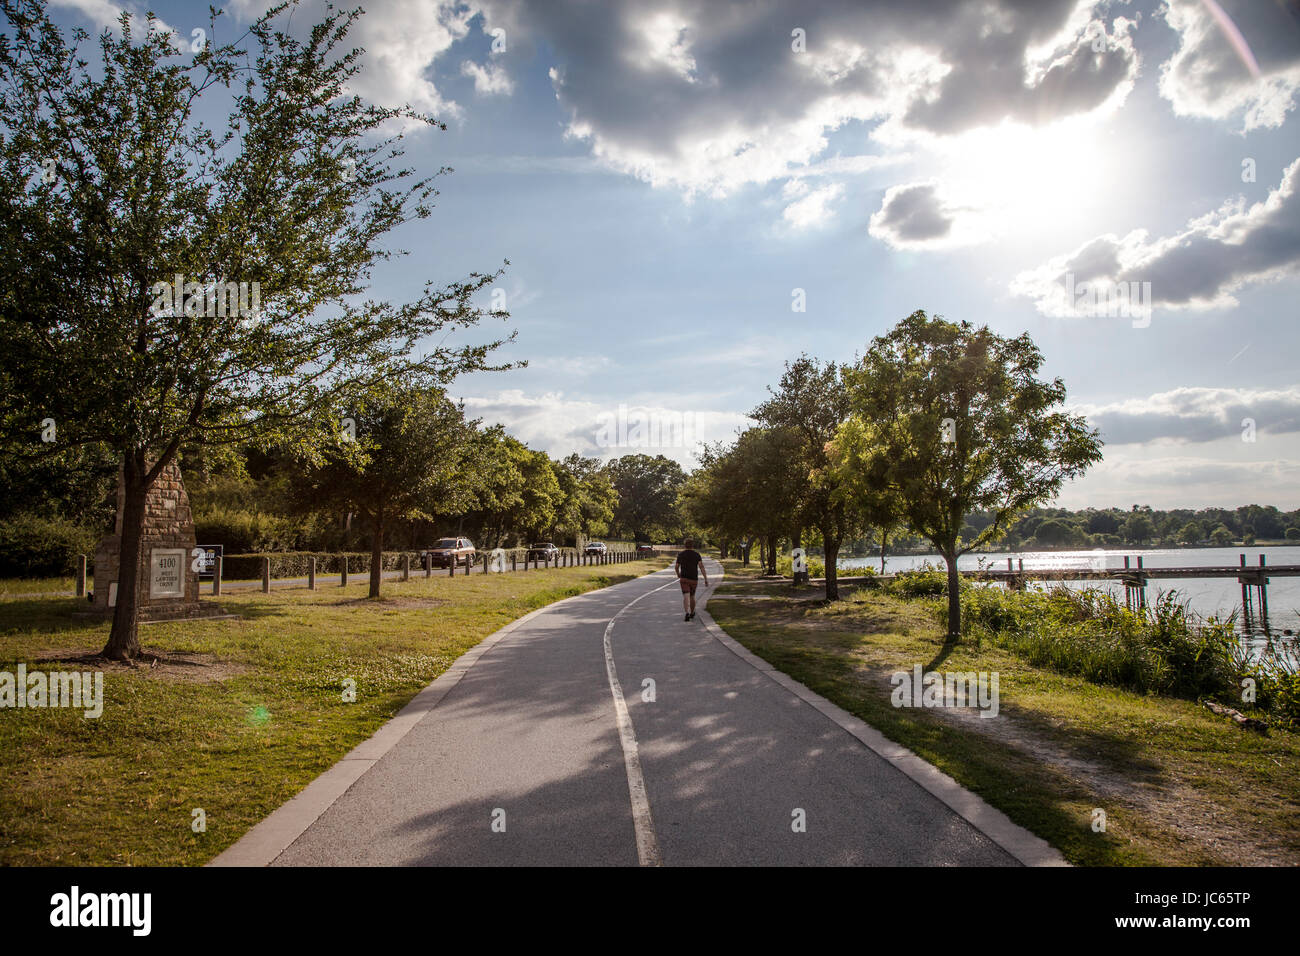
[[839, 546, 1300, 649]]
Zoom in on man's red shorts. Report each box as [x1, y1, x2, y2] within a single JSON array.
[[679, 577, 698, 594]]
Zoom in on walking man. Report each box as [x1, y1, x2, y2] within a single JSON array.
[[675, 538, 709, 621]]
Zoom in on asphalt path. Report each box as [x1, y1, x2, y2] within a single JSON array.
[[241, 559, 1037, 866]]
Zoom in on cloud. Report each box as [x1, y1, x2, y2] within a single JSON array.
[[1056, 450, 1300, 510], [481, 0, 1138, 197], [1011, 157, 1300, 315], [458, 389, 750, 465], [782, 182, 845, 230], [1157, 0, 1300, 131], [230, 0, 483, 124], [869, 182, 957, 248], [461, 59, 514, 95], [1073, 386, 1300, 445]]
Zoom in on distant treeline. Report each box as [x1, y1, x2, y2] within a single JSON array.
[[831, 503, 1300, 556]]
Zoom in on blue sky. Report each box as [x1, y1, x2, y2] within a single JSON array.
[[48, 0, 1300, 508]]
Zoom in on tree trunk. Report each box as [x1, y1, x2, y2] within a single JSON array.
[[824, 532, 841, 601], [767, 532, 778, 575], [944, 550, 961, 642], [879, 527, 889, 575], [742, 541, 751, 566], [759, 538, 766, 571], [102, 451, 149, 661], [368, 511, 385, 599]]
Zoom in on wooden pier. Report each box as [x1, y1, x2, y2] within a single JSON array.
[[962, 553, 1295, 635]]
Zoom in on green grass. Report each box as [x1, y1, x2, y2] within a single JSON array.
[[706, 559, 1300, 867], [0, 577, 80, 596], [0, 557, 670, 865]]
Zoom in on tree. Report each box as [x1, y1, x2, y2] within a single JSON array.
[[1122, 514, 1155, 545], [1033, 518, 1075, 547], [551, 453, 616, 543], [683, 427, 803, 574], [1178, 520, 1204, 545], [752, 356, 859, 599], [837, 311, 1103, 641], [606, 454, 687, 542], [0, 2, 516, 657], [1210, 524, 1234, 547], [295, 387, 479, 597]]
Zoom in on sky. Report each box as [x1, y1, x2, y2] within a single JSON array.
[[46, 0, 1300, 510]]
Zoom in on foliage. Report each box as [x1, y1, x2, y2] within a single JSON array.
[[0, 0, 516, 655], [0, 512, 96, 576]]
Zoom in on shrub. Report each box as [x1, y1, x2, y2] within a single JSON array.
[[0, 513, 98, 577], [775, 553, 826, 579], [883, 562, 961, 599]]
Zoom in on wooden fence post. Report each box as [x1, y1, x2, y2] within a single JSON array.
[[75, 554, 86, 597], [308, 556, 316, 590], [340, 557, 348, 587], [213, 554, 222, 596], [512, 552, 517, 572], [261, 556, 271, 593], [402, 553, 410, 581]]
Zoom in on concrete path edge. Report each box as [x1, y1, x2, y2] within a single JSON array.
[[694, 566, 1069, 867], [208, 570, 671, 867]]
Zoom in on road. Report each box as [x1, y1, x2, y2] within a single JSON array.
[[216, 559, 1060, 866]]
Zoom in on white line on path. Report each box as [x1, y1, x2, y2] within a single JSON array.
[[603, 574, 677, 867]]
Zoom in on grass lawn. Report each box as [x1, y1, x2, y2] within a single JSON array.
[[705, 559, 1300, 866], [0, 557, 670, 866], [0, 577, 80, 596]]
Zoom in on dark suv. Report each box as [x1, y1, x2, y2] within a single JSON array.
[[526, 542, 560, 562], [427, 537, 476, 569]]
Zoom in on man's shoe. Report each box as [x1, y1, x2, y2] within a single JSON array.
[[684, 613, 690, 621]]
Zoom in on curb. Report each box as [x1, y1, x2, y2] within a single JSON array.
[[695, 560, 1068, 868], [208, 567, 670, 867]]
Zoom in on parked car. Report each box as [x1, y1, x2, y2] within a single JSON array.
[[584, 541, 607, 555], [635, 543, 654, 555], [426, 537, 476, 569], [526, 542, 560, 561]]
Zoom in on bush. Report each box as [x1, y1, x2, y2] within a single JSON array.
[[774, 553, 826, 579], [883, 562, 961, 598], [193, 507, 303, 554], [0, 513, 98, 577]]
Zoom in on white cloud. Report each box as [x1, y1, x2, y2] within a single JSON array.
[[458, 389, 749, 466], [1158, 0, 1300, 131], [503, 0, 1139, 198], [461, 59, 514, 95], [1011, 157, 1300, 315], [782, 182, 845, 230], [1073, 386, 1300, 445]]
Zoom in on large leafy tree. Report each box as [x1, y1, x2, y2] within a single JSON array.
[[683, 427, 803, 573], [550, 453, 616, 544], [837, 311, 1103, 641], [752, 356, 859, 599], [294, 387, 480, 598], [0, 1, 516, 657], [606, 454, 687, 543]]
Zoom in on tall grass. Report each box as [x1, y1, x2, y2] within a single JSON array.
[[933, 582, 1300, 729]]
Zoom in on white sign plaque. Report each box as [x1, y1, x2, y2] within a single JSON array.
[[149, 548, 186, 599]]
